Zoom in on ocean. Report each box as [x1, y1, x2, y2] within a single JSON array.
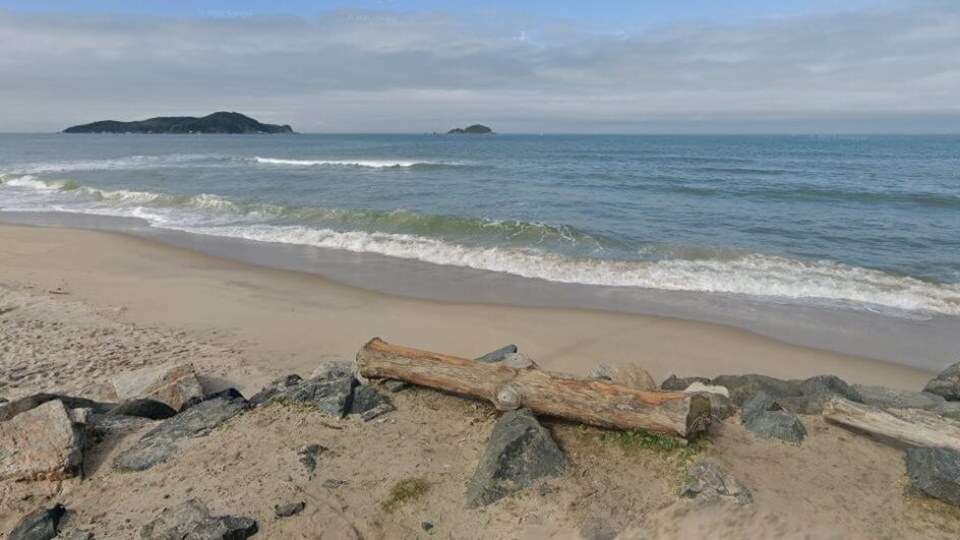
[[1, 133, 958, 369]]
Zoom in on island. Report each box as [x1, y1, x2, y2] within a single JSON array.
[[63, 111, 294, 134], [447, 124, 493, 134]]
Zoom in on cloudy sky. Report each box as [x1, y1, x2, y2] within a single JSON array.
[[1, 0, 958, 133]]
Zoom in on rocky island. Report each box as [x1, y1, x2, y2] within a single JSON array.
[[447, 124, 493, 134], [63, 112, 294, 134]]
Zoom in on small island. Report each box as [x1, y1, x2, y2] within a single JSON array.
[[447, 124, 493, 134], [64, 111, 294, 134]]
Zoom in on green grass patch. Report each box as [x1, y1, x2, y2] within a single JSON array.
[[383, 477, 429, 512]]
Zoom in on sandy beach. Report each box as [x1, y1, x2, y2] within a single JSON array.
[[3, 223, 960, 538]]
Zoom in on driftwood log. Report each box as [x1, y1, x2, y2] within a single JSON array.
[[355, 338, 711, 438], [823, 397, 960, 452]]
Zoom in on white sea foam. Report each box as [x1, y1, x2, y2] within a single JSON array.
[[2, 175, 959, 317], [254, 157, 442, 168], [9, 154, 226, 174]]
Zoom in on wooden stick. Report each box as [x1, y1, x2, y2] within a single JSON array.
[[355, 338, 711, 438], [823, 397, 960, 451]]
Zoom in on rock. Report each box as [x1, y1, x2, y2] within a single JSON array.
[[421, 521, 434, 532], [310, 359, 354, 381], [741, 392, 806, 444], [0, 400, 84, 481], [275, 375, 355, 417], [783, 375, 862, 414], [297, 444, 327, 475], [347, 385, 393, 421], [111, 362, 204, 412], [65, 111, 293, 135], [447, 124, 493, 134], [684, 382, 729, 397], [924, 361, 960, 401], [274, 502, 305, 518], [680, 461, 752, 505], [249, 374, 303, 406], [933, 401, 960, 421], [0, 393, 114, 422], [500, 352, 537, 370], [465, 408, 567, 507], [8, 504, 66, 540], [107, 399, 177, 420], [58, 530, 93, 540], [113, 394, 248, 471], [382, 379, 409, 392], [712, 374, 802, 406], [905, 447, 960, 506], [475, 344, 518, 363], [89, 413, 156, 437], [661, 375, 711, 391], [140, 499, 257, 540], [853, 384, 945, 410]]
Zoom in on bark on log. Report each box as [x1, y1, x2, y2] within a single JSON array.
[[355, 338, 711, 438], [823, 397, 960, 451]]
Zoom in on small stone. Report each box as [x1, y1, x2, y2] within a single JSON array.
[[465, 408, 567, 507], [0, 400, 84, 481], [140, 499, 257, 540], [680, 461, 752, 505], [905, 447, 960, 506], [274, 501, 305, 518], [297, 444, 327, 475], [8, 504, 66, 540], [111, 362, 204, 412], [741, 392, 806, 444], [421, 521, 434, 532], [475, 344, 518, 363], [924, 361, 960, 401], [322, 479, 347, 488]]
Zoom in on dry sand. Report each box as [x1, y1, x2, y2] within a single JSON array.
[[2, 223, 957, 539]]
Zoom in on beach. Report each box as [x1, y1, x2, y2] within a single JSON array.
[[4, 222, 960, 538]]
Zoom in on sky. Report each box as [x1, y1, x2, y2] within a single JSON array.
[[1, 0, 958, 133]]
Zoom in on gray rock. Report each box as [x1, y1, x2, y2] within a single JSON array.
[[89, 413, 156, 437], [0, 393, 114, 422], [465, 408, 567, 507], [274, 502, 305, 518], [924, 361, 960, 401], [8, 504, 66, 540], [249, 374, 303, 406], [111, 362, 204, 412], [382, 379, 409, 392], [140, 499, 257, 540], [107, 399, 177, 420], [475, 344, 518, 363], [310, 359, 354, 381], [741, 392, 806, 444], [660, 375, 711, 391], [905, 447, 960, 506], [712, 373, 861, 414], [933, 401, 960, 421], [853, 384, 946, 410], [347, 385, 393, 421], [421, 521, 434, 532], [680, 461, 752, 505], [277, 375, 355, 417], [704, 393, 736, 421], [113, 395, 248, 472], [499, 352, 537, 370], [712, 374, 803, 406], [297, 444, 327, 475]]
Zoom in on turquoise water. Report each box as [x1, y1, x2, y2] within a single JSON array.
[[1, 133, 958, 318]]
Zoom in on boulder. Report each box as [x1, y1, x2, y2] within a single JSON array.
[[590, 363, 657, 391], [140, 499, 257, 540], [712, 374, 802, 406], [113, 394, 248, 472], [310, 359, 354, 381], [741, 392, 806, 444], [465, 408, 567, 507], [274, 375, 355, 417], [905, 447, 960, 506], [924, 361, 960, 401], [347, 385, 393, 421], [784, 375, 862, 414], [8, 504, 66, 540], [475, 344, 518, 363], [661, 375, 711, 391], [0, 393, 113, 422], [89, 413, 156, 437], [680, 461, 752, 505], [111, 362, 204, 412], [249, 374, 303, 406], [107, 399, 177, 420], [712, 373, 860, 414], [853, 384, 945, 410], [0, 400, 84, 481]]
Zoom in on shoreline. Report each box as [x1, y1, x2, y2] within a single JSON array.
[[0, 222, 934, 391]]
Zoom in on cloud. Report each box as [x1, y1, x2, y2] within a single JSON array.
[[1, 2, 958, 132]]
